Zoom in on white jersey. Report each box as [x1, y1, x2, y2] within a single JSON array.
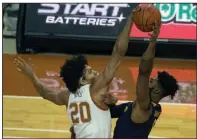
[[67, 84, 111, 138]]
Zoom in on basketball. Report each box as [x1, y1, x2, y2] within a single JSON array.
[[133, 4, 162, 32]]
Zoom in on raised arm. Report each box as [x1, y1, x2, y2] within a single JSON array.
[[14, 56, 69, 106], [91, 10, 135, 93], [136, 21, 160, 110]]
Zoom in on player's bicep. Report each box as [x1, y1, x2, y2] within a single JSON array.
[[136, 73, 150, 110], [110, 103, 128, 118], [45, 90, 69, 106]]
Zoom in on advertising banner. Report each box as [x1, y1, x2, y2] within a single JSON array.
[[3, 54, 196, 104], [131, 3, 196, 40], [24, 3, 196, 41], [24, 3, 136, 38]]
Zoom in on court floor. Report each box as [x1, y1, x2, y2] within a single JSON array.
[[3, 95, 196, 138]]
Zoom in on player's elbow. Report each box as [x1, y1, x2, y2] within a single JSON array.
[[139, 59, 153, 74], [43, 95, 64, 106], [51, 99, 64, 106], [53, 101, 64, 106]]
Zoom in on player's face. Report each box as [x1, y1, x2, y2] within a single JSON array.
[[149, 77, 164, 103], [149, 77, 158, 89], [83, 65, 99, 83]]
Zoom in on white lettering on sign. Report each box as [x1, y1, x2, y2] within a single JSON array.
[[37, 3, 129, 27]]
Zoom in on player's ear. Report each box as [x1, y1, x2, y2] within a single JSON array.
[[79, 76, 87, 85]]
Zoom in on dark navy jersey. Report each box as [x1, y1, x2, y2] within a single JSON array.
[[110, 102, 162, 138]]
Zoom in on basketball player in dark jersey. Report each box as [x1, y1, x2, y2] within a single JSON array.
[[106, 21, 178, 138], [70, 21, 179, 138]]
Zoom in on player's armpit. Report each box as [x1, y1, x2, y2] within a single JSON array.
[[104, 93, 118, 106], [110, 103, 129, 118], [136, 73, 150, 111]]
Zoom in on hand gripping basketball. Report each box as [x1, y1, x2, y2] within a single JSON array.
[[133, 4, 162, 32], [148, 20, 161, 42]]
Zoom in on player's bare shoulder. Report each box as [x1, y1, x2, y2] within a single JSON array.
[[90, 82, 110, 110]]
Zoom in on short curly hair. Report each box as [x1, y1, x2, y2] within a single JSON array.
[[158, 71, 179, 99], [60, 55, 88, 93]]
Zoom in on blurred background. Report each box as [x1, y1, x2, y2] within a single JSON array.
[[3, 3, 196, 138]]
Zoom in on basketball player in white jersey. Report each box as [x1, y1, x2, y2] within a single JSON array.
[[14, 10, 134, 138]]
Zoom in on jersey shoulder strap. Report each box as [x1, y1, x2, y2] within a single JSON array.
[[151, 102, 162, 118]]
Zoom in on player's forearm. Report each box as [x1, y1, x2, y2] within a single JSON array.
[[30, 73, 54, 98], [113, 12, 133, 56], [139, 41, 156, 74]]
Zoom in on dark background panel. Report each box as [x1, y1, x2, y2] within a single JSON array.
[[17, 4, 197, 59]]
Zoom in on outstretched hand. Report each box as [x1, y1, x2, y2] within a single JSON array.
[[14, 56, 35, 79], [148, 20, 161, 42]]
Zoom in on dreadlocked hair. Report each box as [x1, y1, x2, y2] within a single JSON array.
[[60, 55, 88, 93], [158, 71, 179, 99]]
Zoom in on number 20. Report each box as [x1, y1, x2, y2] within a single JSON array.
[[70, 102, 91, 124]]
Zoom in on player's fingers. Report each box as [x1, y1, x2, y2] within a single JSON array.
[[155, 21, 160, 32], [151, 27, 156, 35], [17, 56, 26, 64], [148, 33, 153, 37], [13, 59, 17, 65], [136, 5, 141, 12], [153, 26, 158, 35], [14, 57, 21, 63], [152, 25, 155, 30], [158, 23, 161, 29], [14, 58, 23, 66], [155, 20, 158, 27], [16, 67, 22, 72], [15, 62, 24, 70], [132, 7, 138, 13], [27, 58, 34, 68]]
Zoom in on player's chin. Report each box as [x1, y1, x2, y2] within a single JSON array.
[[93, 74, 99, 79], [91, 77, 97, 83]]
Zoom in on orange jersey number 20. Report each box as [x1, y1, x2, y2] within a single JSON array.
[[69, 102, 91, 124]]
